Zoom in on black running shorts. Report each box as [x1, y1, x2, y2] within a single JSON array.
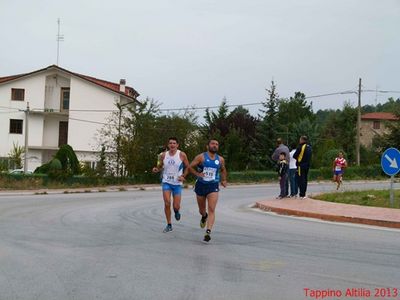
[[194, 181, 220, 197]]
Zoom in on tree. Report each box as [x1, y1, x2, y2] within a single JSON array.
[[34, 144, 80, 178], [277, 91, 316, 147], [96, 145, 107, 176], [318, 102, 357, 164], [225, 106, 258, 170], [254, 81, 279, 168]]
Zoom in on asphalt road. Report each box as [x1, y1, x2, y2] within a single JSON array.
[[0, 182, 399, 300]]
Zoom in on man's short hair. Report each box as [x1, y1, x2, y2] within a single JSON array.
[[300, 135, 308, 143], [276, 138, 283, 144], [168, 137, 179, 143], [208, 138, 219, 145]]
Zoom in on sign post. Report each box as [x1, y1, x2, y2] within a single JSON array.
[[381, 148, 400, 208]]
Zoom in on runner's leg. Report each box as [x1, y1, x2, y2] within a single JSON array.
[[172, 188, 182, 221], [197, 195, 207, 216], [206, 192, 218, 231], [163, 190, 172, 225], [172, 187, 182, 212]]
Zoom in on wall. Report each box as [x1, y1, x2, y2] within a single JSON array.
[[44, 74, 70, 111], [0, 74, 46, 159], [67, 77, 120, 153], [360, 120, 392, 147]]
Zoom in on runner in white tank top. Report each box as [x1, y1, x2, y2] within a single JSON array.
[[162, 150, 184, 186], [152, 137, 189, 233]]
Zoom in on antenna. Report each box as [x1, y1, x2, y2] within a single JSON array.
[[56, 18, 64, 65]]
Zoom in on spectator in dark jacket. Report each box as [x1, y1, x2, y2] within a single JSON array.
[[276, 152, 289, 199], [293, 136, 312, 199], [272, 138, 290, 196]]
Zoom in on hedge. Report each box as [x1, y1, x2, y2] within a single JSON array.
[[0, 165, 394, 190]]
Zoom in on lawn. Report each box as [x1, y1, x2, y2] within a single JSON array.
[[314, 189, 400, 209]]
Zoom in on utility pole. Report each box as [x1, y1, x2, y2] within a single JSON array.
[[24, 102, 30, 173], [116, 103, 122, 176], [356, 78, 362, 166]]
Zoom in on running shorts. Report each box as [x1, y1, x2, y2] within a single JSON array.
[[194, 181, 219, 197], [162, 183, 182, 196]]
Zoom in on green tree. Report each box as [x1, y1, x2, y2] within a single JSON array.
[[34, 144, 80, 178], [254, 81, 279, 168], [96, 145, 107, 176], [318, 102, 357, 164], [277, 91, 316, 146]]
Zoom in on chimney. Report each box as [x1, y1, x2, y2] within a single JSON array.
[[119, 79, 126, 93]]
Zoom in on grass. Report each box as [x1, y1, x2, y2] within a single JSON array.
[[314, 189, 400, 209]]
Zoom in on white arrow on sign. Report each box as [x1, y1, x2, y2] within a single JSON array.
[[385, 154, 398, 169]]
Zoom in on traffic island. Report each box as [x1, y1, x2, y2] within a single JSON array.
[[255, 198, 400, 229]]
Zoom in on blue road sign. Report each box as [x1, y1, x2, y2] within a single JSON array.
[[381, 147, 400, 176]]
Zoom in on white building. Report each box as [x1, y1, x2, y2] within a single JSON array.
[[0, 65, 140, 171]]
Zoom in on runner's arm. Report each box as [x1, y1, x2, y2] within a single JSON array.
[[189, 154, 204, 177], [220, 156, 227, 187], [152, 153, 165, 173], [178, 152, 190, 181]]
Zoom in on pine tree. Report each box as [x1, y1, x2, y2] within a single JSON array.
[[254, 81, 279, 168]]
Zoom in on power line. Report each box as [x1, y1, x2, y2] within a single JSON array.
[[362, 89, 400, 94], [68, 117, 109, 126]]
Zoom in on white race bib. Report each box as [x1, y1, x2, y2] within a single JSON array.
[[202, 167, 216, 182], [165, 173, 176, 182], [335, 166, 342, 171]]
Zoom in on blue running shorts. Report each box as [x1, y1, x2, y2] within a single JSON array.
[[162, 183, 182, 196]]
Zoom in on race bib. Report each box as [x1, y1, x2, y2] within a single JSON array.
[[202, 167, 216, 181], [335, 166, 342, 171], [165, 173, 176, 182]]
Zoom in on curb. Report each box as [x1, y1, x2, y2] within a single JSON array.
[[255, 201, 400, 229]]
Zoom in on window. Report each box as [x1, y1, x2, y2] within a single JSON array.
[[61, 87, 70, 111], [373, 121, 380, 130], [11, 88, 25, 101], [10, 119, 23, 134]]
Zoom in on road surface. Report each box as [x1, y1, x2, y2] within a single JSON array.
[[0, 182, 399, 300]]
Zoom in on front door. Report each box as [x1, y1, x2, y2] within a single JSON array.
[[59, 121, 68, 146]]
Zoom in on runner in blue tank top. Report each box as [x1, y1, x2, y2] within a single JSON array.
[[189, 139, 227, 242]]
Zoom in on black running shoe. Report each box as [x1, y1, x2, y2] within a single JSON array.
[[174, 210, 181, 221], [163, 224, 172, 233], [203, 230, 211, 242], [200, 213, 208, 228]]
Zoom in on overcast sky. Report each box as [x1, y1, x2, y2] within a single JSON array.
[[1, 0, 399, 115]]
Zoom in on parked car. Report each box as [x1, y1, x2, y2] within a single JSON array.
[[9, 169, 33, 174]]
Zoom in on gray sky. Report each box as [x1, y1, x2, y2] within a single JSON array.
[[1, 0, 399, 115]]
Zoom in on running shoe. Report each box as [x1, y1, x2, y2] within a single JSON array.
[[163, 224, 173, 233], [200, 213, 208, 228], [203, 230, 211, 242], [174, 210, 181, 221]]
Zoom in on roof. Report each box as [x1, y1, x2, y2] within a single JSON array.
[[0, 65, 140, 100], [361, 112, 398, 121]]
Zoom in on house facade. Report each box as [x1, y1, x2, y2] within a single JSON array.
[[0, 65, 140, 171], [360, 112, 398, 148]]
